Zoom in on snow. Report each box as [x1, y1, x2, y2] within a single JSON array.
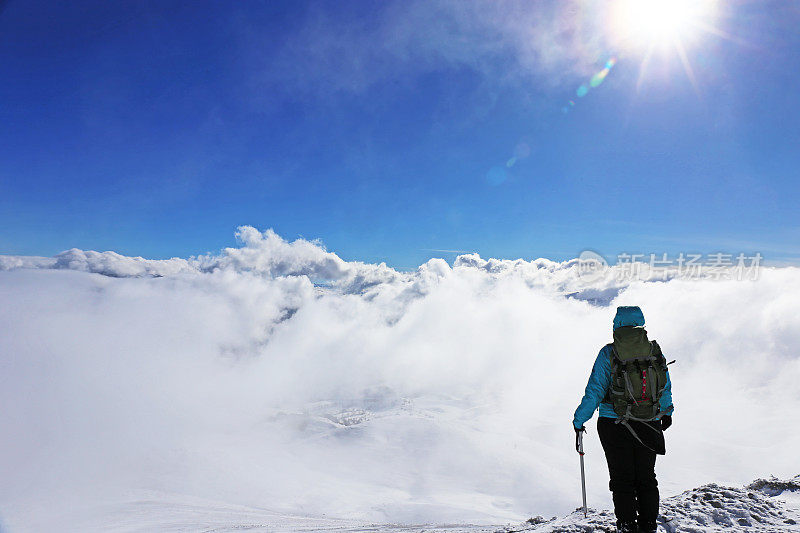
[[2, 477, 797, 532], [501, 476, 800, 532]]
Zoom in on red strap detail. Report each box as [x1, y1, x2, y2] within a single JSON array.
[[641, 370, 647, 400]]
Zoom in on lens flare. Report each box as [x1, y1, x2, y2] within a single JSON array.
[[590, 67, 609, 88], [564, 57, 617, 113], [513, 142, 531, 159]]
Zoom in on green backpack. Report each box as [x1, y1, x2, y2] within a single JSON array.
[[605, 325, 670, 425]]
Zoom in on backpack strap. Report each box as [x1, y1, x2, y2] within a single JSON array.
[[646, 342, 657, 403], [615, 416, 663, 453], [623, 368, 640, 405], [650, 340, 669, 406], [615, 400, 664, 453], [602, 344, 617, 403]]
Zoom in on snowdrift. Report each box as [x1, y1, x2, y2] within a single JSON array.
[[503, 475, 800, 532]]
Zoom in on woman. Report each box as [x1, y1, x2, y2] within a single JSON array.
[[573, 306, 674, 533]]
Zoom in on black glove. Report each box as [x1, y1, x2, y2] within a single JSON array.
[[574, 425, 586, 452], [661, 415, 672, 431]]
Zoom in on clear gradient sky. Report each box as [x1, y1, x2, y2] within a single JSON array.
[[1, 0, 798, 268]]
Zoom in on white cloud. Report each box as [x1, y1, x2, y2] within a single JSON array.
[[0, 227, 798, 528], [250, 0, 616, 99], [52, 248, 196, 277], [0, 254, 55, 271]]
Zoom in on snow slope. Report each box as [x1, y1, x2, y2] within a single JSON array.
[[3, 476, 797, 532], [502, 476, 800, 532]]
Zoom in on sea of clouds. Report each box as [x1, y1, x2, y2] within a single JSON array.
[[1, 227, 798, 528]]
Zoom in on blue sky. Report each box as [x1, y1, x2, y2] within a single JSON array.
[[1, 0, 799, 268]]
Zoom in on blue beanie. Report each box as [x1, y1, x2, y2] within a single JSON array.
[[613, 306, 645, 330]]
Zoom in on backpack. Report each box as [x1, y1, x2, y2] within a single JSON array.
[[604, 325, 670, 449]]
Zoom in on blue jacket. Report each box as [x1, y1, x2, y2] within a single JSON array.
[[573, 344, 674, 429]]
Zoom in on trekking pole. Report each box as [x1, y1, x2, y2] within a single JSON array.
[[577, 430, 588, 518]]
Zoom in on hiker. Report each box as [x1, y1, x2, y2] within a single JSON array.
[[573, 306, 674, 533]]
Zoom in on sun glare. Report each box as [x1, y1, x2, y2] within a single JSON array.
[[609, 0, 721, 91], [613, 0, 717, 49]]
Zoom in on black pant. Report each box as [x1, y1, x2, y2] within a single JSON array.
[[597, 417, 661, 525]]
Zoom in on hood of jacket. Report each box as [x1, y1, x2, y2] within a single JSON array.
[[613, 305, 645, 330]]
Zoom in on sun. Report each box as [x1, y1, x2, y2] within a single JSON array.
[[612, 0, 717, 49], [610, 0, 721, 90]]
